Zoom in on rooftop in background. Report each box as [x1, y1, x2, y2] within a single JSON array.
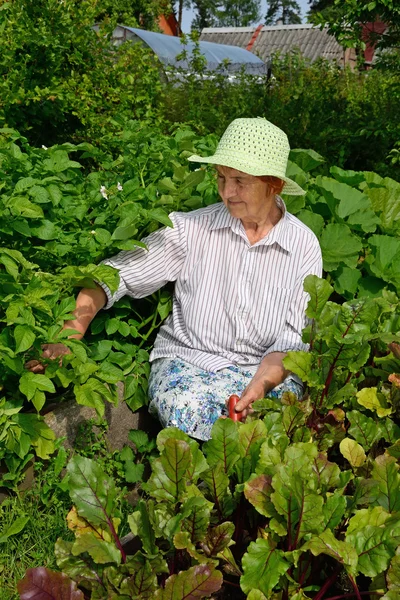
[[200, 24, 354, 66], [97, 25, 268, 75]]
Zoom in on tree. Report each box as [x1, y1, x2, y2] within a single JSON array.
[[175, 0, 192, 30], [310, 0, 400, 53], [93, 0, 171, 31], [192, 0, 261, 30], [265, 0, 302, 25], [192, 0, 219, 30], [216, 0, 261, 27]]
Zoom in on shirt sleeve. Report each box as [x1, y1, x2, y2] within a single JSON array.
[[99, 212, 187, 309], [263, 236, 323, 356]]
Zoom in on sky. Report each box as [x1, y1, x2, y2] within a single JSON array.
[[181, 0, 311, 32]]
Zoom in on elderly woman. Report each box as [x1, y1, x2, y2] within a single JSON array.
[[31, 118, 322, 441]]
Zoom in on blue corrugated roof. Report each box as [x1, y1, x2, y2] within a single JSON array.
[[121, 27, 267, 75]]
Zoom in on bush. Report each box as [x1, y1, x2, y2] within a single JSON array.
[[0, 0, 164, 146]]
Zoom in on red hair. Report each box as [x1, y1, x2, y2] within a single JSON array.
[[264, 176, 285, 196]]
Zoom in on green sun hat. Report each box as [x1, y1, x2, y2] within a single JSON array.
[[188, 117, 305, 196]]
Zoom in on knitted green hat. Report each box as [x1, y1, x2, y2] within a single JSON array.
[[188, 117, 305, 196]]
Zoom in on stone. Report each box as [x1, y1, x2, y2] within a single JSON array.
[[43, 383, 160, 451]]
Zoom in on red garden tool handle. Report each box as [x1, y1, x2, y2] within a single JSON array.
[[228, 394, 243, 422]]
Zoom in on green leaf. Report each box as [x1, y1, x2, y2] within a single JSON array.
[[203, 418, 240, 475], [356, 387, 392, 418], [147, 208, 173, 228], [154, 563, 222, 600], [346, 525, 396, 578], [202, 463, 234, 518], [43, 150, 81, 173], [347, 410, 382, 451], [244, 474, 276, 518], [330, 166, 365, 187], [319, 223, 362, 271], [256, 440, 283, 476], [120, 555, 158, 597], [371, 454, 400, 513], [339, 438, 366, 467], [31, 220, 57, 240], [319, 176, 370, 220], [323, 493, 346, 530], [112, 224, 138, 241], [282, 404, 306, 436], [367, 235, 400, 291], [72, 532, 121, 565], [240, 538, 290, 596], [290, 148, 324, 172], [271, 472, 325, 544], [29, 185, 50, 203], [145, 438, 192, 503], [301, 529, 358, 574], [10, 196, 44, 218], [347, 507, 391, 532], [313, 453, 341, 492], [366, 182, 400, 233], [283, 352, 319, 387], [15, 177, 36, 192], [173, 531, 207, 563], [124, 461, 145, 484], [128, 429, 150, 452], [180, 496, 212, 544], [199, 522, 235, 557], [66, 456, 118, 529], [304, 274, 333, 319], [129, 499, 157, 556], [333, 266, 362, 297], [0, 516, 30, 543], [47, 184, 62, 205], [297, 209, 325, 237], [19, 372, 55, 400], [74, 378, 115, 416], [55, 539, 105, 594], [182, 169, 206, 189], [14, 325, 36, 354], [32, 389, 46, 412], [387, 554, 400, 595]]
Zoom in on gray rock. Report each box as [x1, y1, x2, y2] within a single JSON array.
[[43, 384, 160, 451]]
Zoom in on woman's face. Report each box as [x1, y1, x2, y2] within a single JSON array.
[[216, 165, 275, 223]]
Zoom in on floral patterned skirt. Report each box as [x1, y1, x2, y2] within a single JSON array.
[[148, 358, 303, 441]]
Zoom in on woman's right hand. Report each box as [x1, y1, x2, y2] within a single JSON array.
[[25, 343, 71, 374]]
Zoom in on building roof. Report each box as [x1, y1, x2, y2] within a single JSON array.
[[102, 25, 267, 75], [200, 24, 347, 64]]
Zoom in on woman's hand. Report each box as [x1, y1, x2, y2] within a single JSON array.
[[25, 343, 71, 374], [25, 286, 107, 374], [235, 352, 289, 418], [235, 379, 266, 418]]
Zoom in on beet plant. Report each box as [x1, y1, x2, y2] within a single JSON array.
[[16, 277, 400, 599]]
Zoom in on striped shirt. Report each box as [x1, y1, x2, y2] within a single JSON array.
[[101, 199, 322, 372]]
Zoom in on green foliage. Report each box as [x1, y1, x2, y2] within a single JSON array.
[[164, 49, 400, 179], [20, 388, 400, 598], [0, 0, 164, 145], [93, 0, 170, 30], [310, 0, 400, 53], [265, 0, 302, 25], [0, 122, 216, 484]]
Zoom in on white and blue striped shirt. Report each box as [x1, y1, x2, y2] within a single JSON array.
[[101, 200, 322, 372]]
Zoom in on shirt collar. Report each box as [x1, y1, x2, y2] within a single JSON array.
[[210, 197, 293, 253]]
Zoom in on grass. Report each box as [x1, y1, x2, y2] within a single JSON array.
[[0, 423, 140, 599], [0, 480, 74, 599]]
